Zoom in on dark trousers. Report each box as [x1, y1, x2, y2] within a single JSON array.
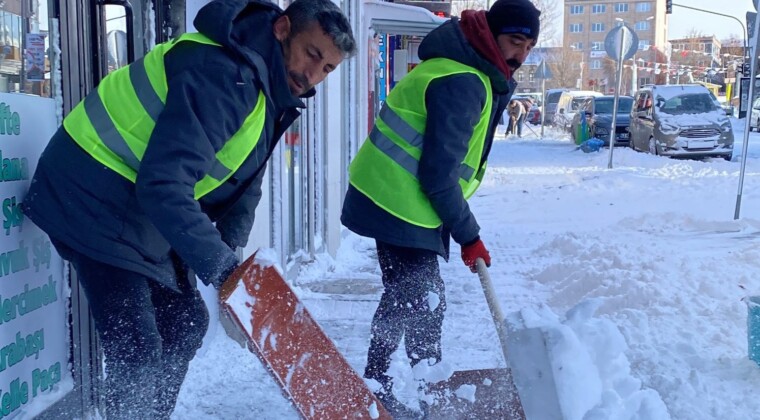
[[62, 246, 209, 419], [517, 115, 525, 137], [364, 241, 447, 385]]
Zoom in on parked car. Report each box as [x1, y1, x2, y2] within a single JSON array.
[[525, 105, 541, 125], [750, 97, 760, 131], [554, 90, 604, 132], [515, 91, 543, 107], [542, 88, 569, 126], [570, 95, 634, 146], [629, 84, 733, 160]]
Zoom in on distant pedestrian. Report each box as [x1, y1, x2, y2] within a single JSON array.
[[507, 98, 525, 136]]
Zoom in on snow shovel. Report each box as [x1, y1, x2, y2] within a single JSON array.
[[218, 252, 391, 419], [422, 258, 526, 419]]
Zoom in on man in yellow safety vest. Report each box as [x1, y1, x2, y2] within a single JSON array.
[[342, 0, 540, 416], [21, 0, 355, 417]]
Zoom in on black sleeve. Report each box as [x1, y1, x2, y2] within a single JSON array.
[[216, 166, 265, 249], [135, 62, 261, 285], [419, 73, 487, 245]]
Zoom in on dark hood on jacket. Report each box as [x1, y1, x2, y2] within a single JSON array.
[[193, 0, 312, 109], [418, 18, 511, 94]]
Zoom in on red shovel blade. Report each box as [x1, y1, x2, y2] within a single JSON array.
[[219, 253, 391, 419]]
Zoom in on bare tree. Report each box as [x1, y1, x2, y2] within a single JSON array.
[[451, 0, 487, 15], [545, 47, 582, 89], [531, 0, 559, 46], [450, 0, 559, 46]]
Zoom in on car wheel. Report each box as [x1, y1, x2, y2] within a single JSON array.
[[648, 137, 658, 155]]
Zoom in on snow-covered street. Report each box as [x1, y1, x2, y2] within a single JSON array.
[[174, 119, 760, 419]]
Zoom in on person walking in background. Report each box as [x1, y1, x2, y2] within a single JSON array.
[[507, 98, 525, 137], [341, 0, 539, 416], [21, 0, 355, 418]]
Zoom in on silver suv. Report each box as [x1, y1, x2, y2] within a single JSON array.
[[629, 84, 733, 160]]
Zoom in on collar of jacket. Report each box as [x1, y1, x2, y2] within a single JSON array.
[[459, 10, 512, 82], [418, 17, 513, 95]]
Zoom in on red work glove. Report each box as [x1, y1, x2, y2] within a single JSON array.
[[461, 238, 491, 273]]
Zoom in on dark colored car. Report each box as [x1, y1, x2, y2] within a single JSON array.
[[526, 105, 541, 125], [570, 95, 634, 146]]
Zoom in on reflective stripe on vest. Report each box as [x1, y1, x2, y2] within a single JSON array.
[[63, 32, 267, 200], [348, 58, 492, 228]]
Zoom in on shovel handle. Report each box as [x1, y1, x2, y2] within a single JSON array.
[[476, 258, 512, 366]]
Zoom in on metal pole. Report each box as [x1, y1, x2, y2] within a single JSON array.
[[608, 26, 627, 169], [540, 77, 546, 138], [735, 11, 760, 219]]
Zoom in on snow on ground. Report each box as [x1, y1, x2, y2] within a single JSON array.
[[175, 118, 760, 419]]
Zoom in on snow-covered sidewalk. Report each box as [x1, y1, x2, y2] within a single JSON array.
[[175, 121, 760, 419]]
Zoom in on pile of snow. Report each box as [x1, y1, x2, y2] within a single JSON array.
[[507, 300, 669, 420]]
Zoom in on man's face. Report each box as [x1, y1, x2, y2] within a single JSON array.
[[496, 34, 537, 72], [274, 16, 345, 96]]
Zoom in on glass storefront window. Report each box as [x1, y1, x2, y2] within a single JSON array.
[[0, 1, 55, 98], [105, 5, 129, 72]]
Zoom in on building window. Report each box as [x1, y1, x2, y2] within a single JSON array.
[[614, 3, 629, 13], [571, 42, 583, 50], [704, 44, 712, 53], [591, 60, 602, 69], [591, 23, 605, 32], [591, 41, 604, 51], [636, 2, 652, 12], [570, 5, 584, 14], [529, 72, 534, 82], [635, 21, 649, 31], [638, 40, 650, 50], [570, 23, 583, 33], [518, 71, 524, 82], [592, 4, 606, 13]]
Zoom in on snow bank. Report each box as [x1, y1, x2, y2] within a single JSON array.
[[507, 300, 670, 420]]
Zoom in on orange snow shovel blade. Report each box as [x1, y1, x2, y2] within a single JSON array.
[[424, 368, 525, 419], [219, 253, 391, 420]]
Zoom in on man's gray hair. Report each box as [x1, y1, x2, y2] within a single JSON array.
[[283, 0, 357, 57]]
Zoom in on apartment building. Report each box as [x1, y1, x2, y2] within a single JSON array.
[[668, 35, 722, 84], [563, 0, 670, 94]]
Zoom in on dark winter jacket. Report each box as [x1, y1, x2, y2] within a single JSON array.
[[22, 0, 310, 290], [341, 18, 516, 257]]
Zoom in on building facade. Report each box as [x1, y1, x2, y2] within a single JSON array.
[[563, 0, 670, 94]]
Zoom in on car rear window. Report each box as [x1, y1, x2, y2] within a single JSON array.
[[546, 92, 563, 103], [595, 98, 633, 114]]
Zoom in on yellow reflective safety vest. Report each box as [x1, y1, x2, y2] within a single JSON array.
[[349, 58, 492, 228], [64, 32, 266, 200]]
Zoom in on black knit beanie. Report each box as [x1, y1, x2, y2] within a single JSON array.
[[486, 0, 541, 41]]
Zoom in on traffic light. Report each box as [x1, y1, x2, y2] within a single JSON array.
[[743, 62, 752, 75], [666, 0, 673, 14]]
